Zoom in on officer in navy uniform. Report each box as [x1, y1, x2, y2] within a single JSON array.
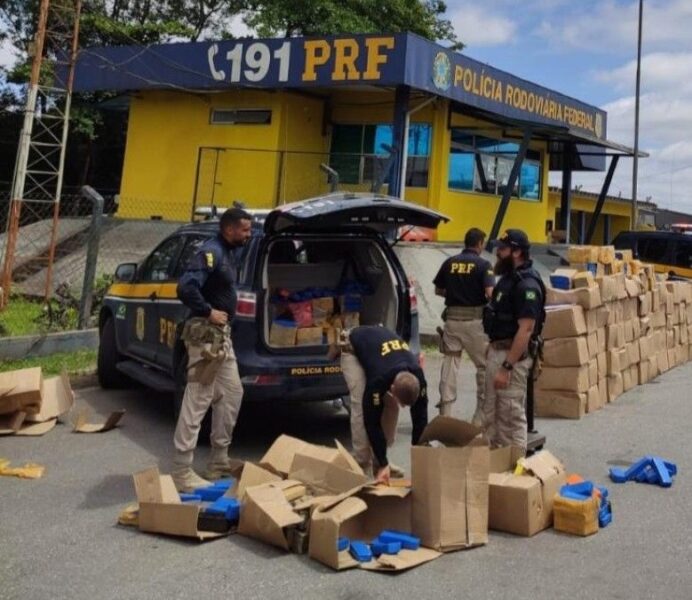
[[481, 229, 545, 451], [332, 326, 428, 485], [433, 227, 494, 420], [172, 207, 252, 492]]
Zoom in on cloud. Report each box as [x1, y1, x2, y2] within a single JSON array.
[[448, 4, 517, 46], [594, 52, 692, 95]]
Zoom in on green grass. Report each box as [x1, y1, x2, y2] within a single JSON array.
[[0, 297, 45, 337], [0, 349, 97, 376]]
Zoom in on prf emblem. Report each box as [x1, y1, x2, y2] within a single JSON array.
[[135, 307, 145, 341]]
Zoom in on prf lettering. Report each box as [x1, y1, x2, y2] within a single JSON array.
[[381, 339, 410, 356], [302, 36, 395, 82], [450, 261, 475, 274]]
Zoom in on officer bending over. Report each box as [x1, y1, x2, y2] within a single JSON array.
[[331, 326, 428, 485], [172, 207, 252, 492], [433, 227, 494, 420], [481, 229, 545, 451]]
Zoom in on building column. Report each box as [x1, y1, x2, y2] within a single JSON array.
[[560, 144, 573, 244], [388, 85, 410, 198], [603, 214, 611, 244]]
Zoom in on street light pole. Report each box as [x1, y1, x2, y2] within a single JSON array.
[[631, 0, 643, 231]]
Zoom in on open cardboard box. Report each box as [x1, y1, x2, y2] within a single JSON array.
[[411, 417, 489, 552], [309, 486, 441, 572], [259, 435, 364, 477], [488, 448, 566, 536], [133, 466, 234, 541]]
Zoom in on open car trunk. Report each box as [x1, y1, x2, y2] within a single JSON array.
[[261, 234, 401, 350]]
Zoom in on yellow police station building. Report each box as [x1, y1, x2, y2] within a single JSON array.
[[74, 33, 641, 244]]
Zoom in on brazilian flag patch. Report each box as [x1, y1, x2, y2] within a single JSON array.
[[525, 290, 537, 301], [205, 252, 214, 268]]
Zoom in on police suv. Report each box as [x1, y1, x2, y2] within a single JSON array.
[[97, 193, 447, 416]]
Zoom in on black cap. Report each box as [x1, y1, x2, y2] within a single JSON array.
[[497, 229, 530, 250]]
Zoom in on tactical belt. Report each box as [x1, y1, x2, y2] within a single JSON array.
[[489, 339, 513, 350], [445, 305, 484, 320]]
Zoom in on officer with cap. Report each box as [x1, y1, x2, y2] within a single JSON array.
[[172, 207, 252, 492], [330, 326, 428, 485], [433, 227, 494, 420], [481, 229, 545, 451]]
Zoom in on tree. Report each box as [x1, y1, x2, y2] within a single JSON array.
[[244, 0, 463, 50]]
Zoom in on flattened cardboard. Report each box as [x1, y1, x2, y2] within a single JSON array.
[[235, 462, 282, 500], [488, 449, 567, 536], [16, 418, 57, 436], [411, 417, 489, 552], [25, 372, 73, 423], [0, 411, 27, 435], [238, 480, 305, 550], [133, 467, 226, 540], [73, 409, 125, 433], [0, 367, 43, 416]]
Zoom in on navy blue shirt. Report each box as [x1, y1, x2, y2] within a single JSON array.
[[349, 326, 428, 467], [177, 234, 240, 319], [433, 249, 494, 307]]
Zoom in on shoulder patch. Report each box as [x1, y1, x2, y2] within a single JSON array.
[[205, 252, 214, 268], [373, 393, 381, 407], [525, 290, 537, 301]]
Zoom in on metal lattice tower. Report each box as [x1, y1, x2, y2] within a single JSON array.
[[0, 0, 82, 307]]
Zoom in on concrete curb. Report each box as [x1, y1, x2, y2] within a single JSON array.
[[0, 328, 99, 360]]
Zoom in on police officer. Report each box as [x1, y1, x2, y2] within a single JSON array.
[[433, 227, 494, 420], [331, 326, 428, 485], [481, 229, 545, 451], [172, 207, 252, 492]]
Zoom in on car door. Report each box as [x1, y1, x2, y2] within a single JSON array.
[[156, 233, 211, 369], [127, 235, 187, 364]]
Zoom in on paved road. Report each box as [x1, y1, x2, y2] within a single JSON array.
[[2, 354, 691, 600]]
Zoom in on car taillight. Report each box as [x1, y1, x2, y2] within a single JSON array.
[[236, 291, 256, 319], [408, 277, 418, 313]]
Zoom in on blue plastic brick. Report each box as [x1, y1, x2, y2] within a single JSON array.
[[596, 485, 609, 501], [179, 493, 202, 503], [337, 537, 350, 552], [560, 481, 594, 499], [210, 478, 235, 491], [194, 486, 227, 502], [609, 456, 651, 483], [378, 530, 420, 551], [371, 540, 402, 556], [652, 457, 673, 487], [598, 501, 613, 528], [549, 275, 571, 290], [204, 497, 241, 522], [349, 541, 372, 562], [560, 489, 593, 502]]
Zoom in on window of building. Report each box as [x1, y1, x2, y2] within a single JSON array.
[[448, 130, 542, 201], [329, 123, 431, 187], [210, 109, 272, 125]]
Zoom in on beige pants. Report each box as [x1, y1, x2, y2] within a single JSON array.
[[439, 318, 488, 422], [341, 351, 399, 475], [174, 332, 244, 454], [480, 346, 531, 450]]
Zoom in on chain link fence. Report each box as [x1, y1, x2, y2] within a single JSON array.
[[0, 147, 401, 310]]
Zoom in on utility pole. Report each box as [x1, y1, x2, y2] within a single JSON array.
[[631, 0, 643, 231], [0, 0, 82, 308]]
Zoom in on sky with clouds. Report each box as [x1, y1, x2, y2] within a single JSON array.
[[1, 1, 690, 214], [445, 0, 692, 214]]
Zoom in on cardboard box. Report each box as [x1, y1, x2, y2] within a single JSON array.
[[638, 293, 652, 317], [596, 327, 606, 353], [587, 384, 602, 412], [488, 448, 567, 536], [411, 418, 489, 552], [534, 389, 586, 419], [553, 495, 599, 537], [269, 320, 297, 347], [588, 359, 598, 388], [616, 249, 634, 262], [627, 341, 640, 366], [573, 271, 595, 288], [651, 309, 666, 329], [543, 306, 587, 339], [133, 467, 229, 540], [606, 323, 624, 350], [606, 349, 623, 375], [585, 306, 609, 332], [546, 286, 602, 310], [596, 352, 607, 378], [537, 365, 590, 393], [568, 245, 599, 264], [260, 435, 364, 477], [622, 365, 636, 392], [309, 490, 441, 572], [623, 319, 634, 343], [598, 245, 616, 264], [542, 336, 589, 367], [624, 277, 641, 298], [596, 275, 619, 303], [598, 378, 608, 406], [607, 372, 623, 402], [296, 326, 324, 346], [0, 367, 43, 415], [624, 297, 639, 321], [311, 296, 335, 326], [550, 268, 578, 289], [587, 331, 598, 358]]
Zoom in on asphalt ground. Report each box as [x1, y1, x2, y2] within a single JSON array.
[[1, 353, 691, 600]]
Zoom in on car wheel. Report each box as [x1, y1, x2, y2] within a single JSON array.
[[97, 317, 126, 389], [172, 346, 211, 443]]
